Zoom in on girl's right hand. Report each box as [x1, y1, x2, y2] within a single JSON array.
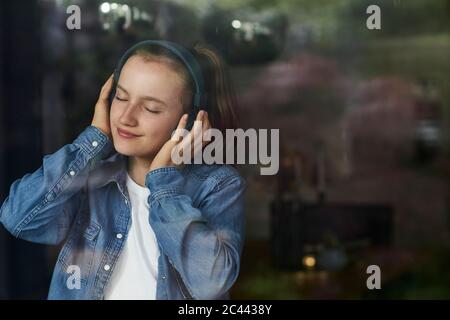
[[91, 74, 114, 139]]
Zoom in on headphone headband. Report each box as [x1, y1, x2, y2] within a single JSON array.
[[114, 40, 207, 108]]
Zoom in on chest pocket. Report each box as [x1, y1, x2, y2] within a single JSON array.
[[58, 216, 102, 287]]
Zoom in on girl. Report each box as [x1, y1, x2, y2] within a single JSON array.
[[0, 41, 246, 300]]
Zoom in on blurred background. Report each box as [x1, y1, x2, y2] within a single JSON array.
[[1, 0, 450, 299]]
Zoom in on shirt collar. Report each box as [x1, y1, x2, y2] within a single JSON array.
[[89, 152, 128, 192]]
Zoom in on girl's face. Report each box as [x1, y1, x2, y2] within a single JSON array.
[[110, 55, 185, 159]]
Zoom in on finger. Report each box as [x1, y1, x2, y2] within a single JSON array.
[[186, 110, 203, 145], [177, 130, 194, 156], [192, 111, 204, 143], [177, 111, 203, 158], [177, 113, 188, 130], [171, 114, 188, 142], [101, 74, 114, 91], [191, 111, 205, 157], [202, 111, 211, 132], [176, 117, 195, 152], [100, 74, 114, 100], [202, 112, 212, 147], [196, 109, 204, 121]]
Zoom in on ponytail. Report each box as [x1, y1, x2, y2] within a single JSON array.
[[193, 43, 240, 134]]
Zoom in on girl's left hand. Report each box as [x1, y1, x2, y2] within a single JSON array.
[[148, 110, 211, 172]]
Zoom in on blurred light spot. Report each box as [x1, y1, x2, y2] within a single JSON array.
[[302, 255, 316, 268], [232, 20, 242, 29], [100, 2, 111, 13]]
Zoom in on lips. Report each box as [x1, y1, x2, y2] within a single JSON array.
[[117, 128, 140, 139]]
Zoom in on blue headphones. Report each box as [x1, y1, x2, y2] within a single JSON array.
[[110, 40, 207, 131]]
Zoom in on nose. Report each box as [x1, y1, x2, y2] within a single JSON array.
[[118, 102, 138, 127]]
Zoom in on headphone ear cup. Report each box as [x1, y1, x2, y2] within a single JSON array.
[[109, 69, 118, 107], [185, 108, 199, 131]]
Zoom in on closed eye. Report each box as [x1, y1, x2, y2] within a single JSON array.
[[145, 108, 161, 114], [115, 96, 127, 102]]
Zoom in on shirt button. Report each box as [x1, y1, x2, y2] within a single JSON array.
[[116, 233, 123, 239], [103, 264, 110, 271], [69, 170, 75, 176], [162, 275, 166, 280], [124, 199, 128, 205], [92, 141, 98, 147]]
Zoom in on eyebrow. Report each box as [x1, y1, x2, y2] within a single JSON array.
[[116, 84, 167, 107]]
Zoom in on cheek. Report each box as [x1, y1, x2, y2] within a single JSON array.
[[109, 103, 121, 124], [142, 119, 174, 141], [140, 117, 180, 150]]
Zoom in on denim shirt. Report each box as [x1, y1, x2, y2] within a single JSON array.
[[0, 126, 246, 300]]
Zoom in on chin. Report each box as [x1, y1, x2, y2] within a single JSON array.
[[115, 148, 135, 157], [112, 140, 137, 156]]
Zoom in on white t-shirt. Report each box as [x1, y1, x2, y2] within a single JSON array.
[[104, 173, 160, 300]]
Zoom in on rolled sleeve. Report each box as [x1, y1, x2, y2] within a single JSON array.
[[73, 125, 114, 161], [145, 166, 186, 202]]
